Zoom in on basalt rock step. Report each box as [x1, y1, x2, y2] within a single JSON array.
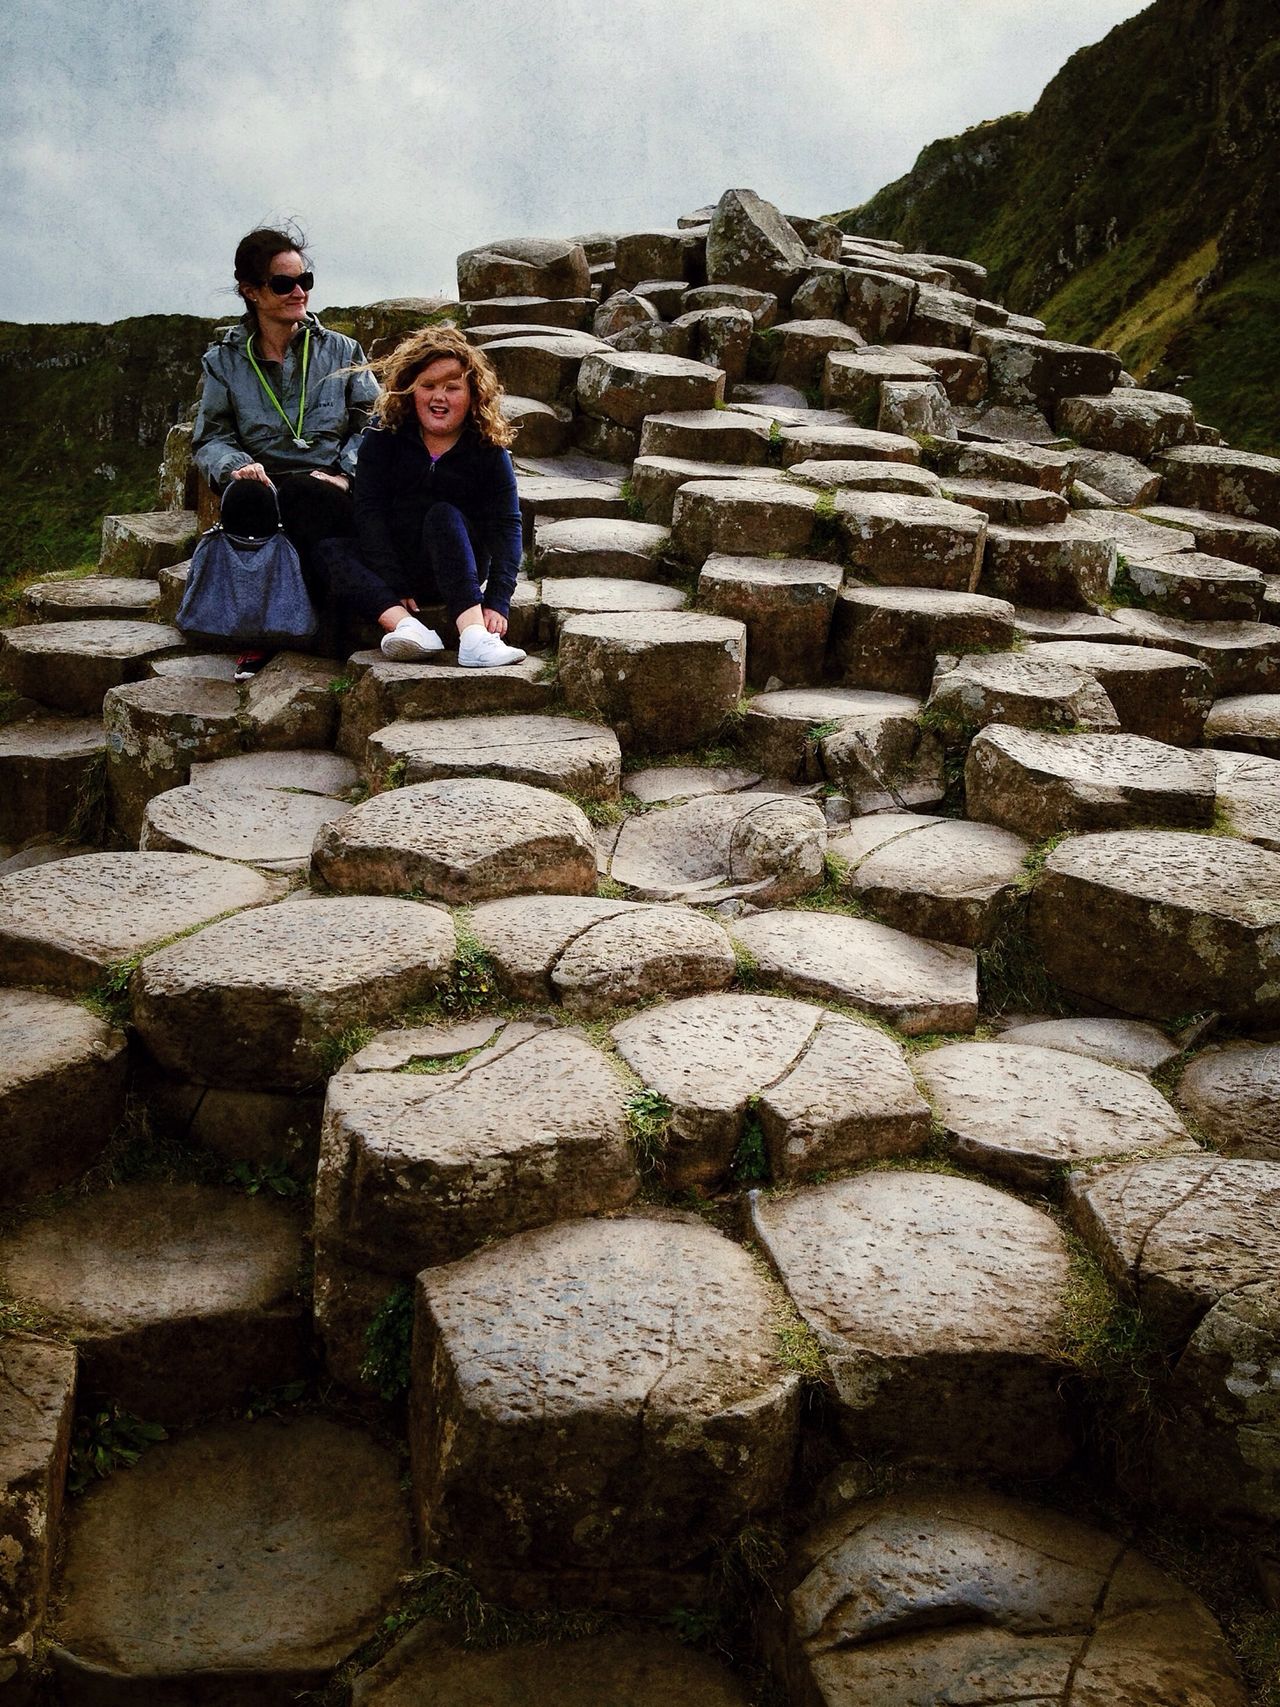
[[311, 777, 598, 902], [697, 554, 842, 688], [838, 814, 1030, 946], [830, 584, 1016, 696], [780, 1486, 1246, 1706], [1000, 1015, 1180, 1074], [536, 575, 687, 638], [366, 712, 621, 799], [0, 619, 185, 716], [314, 1021, 638, 1389], [739, 684, 930, 794], [50, 1415, 411, 1705], [0, 717, 106, 845], [18, 576, 161, 626], [335, 651, 555, 760], [1026, 640, 1214, 745], [0, 1182, 307, 1422], [926, 650, 1120, 736], [140, 779, 351, 868], [531, 516, 671, 580], [1177, 1042, 1280, 1161], [557, 610, 746, 752], [602, 792, 827, 905], [1068, 1154, 1280, 1524], [752, 1171, 1074, 1473], [410, 1214, 799, 1608]]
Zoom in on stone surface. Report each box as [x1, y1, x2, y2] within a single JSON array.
[[1124, 550, 1265, 623], [831, 585, 1016, 695], [625, 763, 762, 803], [577, 349, 724, 429], [236, 650, 341, 750], [351, 1625, 752, 1707], [0, 1334, 75, 1674], [312, 777, 597, 901], [783, 1486, 1246, 1707], [788, 458, 941, 497], [837, 492, 987, 592], [558, 610, 745, 752], [103, 674, 244, 845], [973, 328, 1122, 408], [51, 1416, 411, 1701], [533, 516, 670, 579], [458, 237, 591, 301], [1109, 607, 1280, 695], [336, 654, 555, 759], [753, 1172, 1072, 1471], [0, 1183, 306, 1422], [1155, 442, 1280, 528], [940, 476, 1068, 526], [927, 651, 1120, 736], [965, 727, 1217, 839], [140, 781, 350, 867], [411, 1215, 799, 1603], [845, 817, 1031, 946], [605, 792, 826, 904], [1, 987, 127, 1201], [1000, 1016, 1179, 1075], [472, 895, 735, 1013], [133, 896, 455, 1089], [98, 509, 198, 577], [0, 852, 284, 992], [1206, 691, 1280, 756], [0, 717, 105, 845], [1177, 1042, 1280, 1160], [1075, 447, 1162, 506], [670, 477, 826, 566], [1026, 641, 1213, 745], [637, 408, 773, 465], [1067, 1154, 1280, 1522], [706, 188, 809, 301], [697, 554, 842, 687], [0, 620, 184, 715], [20, 575, 160, 626], [1056, 387, 1195, 459], [538, 576, 686, 638], [188, 748, 358, 795], [777, 422, 919, 468], [916, 1041, 1192, 1188], [980, 520, 1115, 609], [1213, 748, 1280, 849], [1032, 830, 1280, 1025], [1139, 502, 1280, 573], [367, 713, 621, 800], [730, 911, 978, 1034]]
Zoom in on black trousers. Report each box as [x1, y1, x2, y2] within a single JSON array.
[[219, 472, 355, 600], [323, 502, 490, 625]]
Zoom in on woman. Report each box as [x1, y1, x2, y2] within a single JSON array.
[[333, 325, 526, 668], [192, 223, 379, 679]]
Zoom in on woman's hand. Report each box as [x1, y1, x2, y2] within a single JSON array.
[[310, 470, 350, 490], [482, 609, 508, 636], [401, 597, 420, 614], [231, 462, 273, 485]]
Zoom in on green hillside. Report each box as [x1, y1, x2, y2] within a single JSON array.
[[835, 0, 1280, 452]]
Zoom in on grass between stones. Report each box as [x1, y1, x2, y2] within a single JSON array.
[[67, 1405, 168, 1496], [622, 1085, 673, 1179], [360, 1283, 414, 1402]]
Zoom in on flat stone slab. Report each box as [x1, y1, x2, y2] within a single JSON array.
[[1139, 502, 1280, 573], [51, 1416, 411, 1699], [0, 852, 285, 992], [411, 1215, 798, 1603], [927, 650, 1120, 735], [730, 909, 978, 1035], [98, 509, 198, 576], [0, 619, 184, 715], [777, 421, 920, 466], [966, 726, 1217, 839], [532, 516, 671, 580], [558, 609, 746, 753], [844, 817, 1031, 946], [1206, 691, 1280, 757], [612, 992, 930, 1186], [787, 457, 941, 496], [189, 748, 358, 794], [628, 456, 788, 526], [837, 491, 987, 593], [638, 407, 774, 464], [604, 792, 826, 904], [1, 987, 128, 1201], [1110, 607, 1280, 694], [1031, 829, 1280, 1025], [311, 778, 597, 902], [0, 715, 106, 847], [1000, 1016, 1179, 1075], [20, 575, 160, 625], [979, 519, 1115, 609], [133, 896, 455, 1089], [470, 895, 735, 1014], [783, 1486, 1246, 1707], [352, 1624, 751, 1707], [739, 685, 924, 786], [315, 1024, 637, 1386], [940, 476, 1069, 526], [1177, 1042, 1280, 1160], [1213, 748, 1280, 850], [1013, 606, 1128, 644], [102, 673, 244, 845], [1124, 549, 1265, 623], [367, 713, 621, 800], [1026, 640, 1213, 745], [752, 1171, 1073, 1472], [0, 1182, 306, 1422], [336, 653, 554, 762], [1067, 1154, 1280, 1523], [140, 782, 351, 868], [697, 554, 842, 688], [831, 584, 1016, 696], [0, 1332, 76, 1676], [537, 577, 686, 638], [625, 763, 762, 802], [915, 1040, 1194, 1188]]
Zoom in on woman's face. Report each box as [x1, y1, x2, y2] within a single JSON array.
[[243, 249, 309, 336], [413, 356, 471, 441]]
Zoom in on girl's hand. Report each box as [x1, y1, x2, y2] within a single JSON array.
[[482, 609, 508, 636], [310, 470, 350, 490], [231, 462, 273, 485], [401, 597, 420, 613]]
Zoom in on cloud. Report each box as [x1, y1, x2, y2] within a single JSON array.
[[0, 0, 1152, 322]]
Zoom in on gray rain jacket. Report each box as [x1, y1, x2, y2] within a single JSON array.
[[192, 315, 380, 487]]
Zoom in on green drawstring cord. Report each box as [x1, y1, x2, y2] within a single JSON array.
[[245, 327, 311, 448]]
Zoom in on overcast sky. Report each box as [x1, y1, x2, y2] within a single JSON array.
[[1, 0, 1151, 325]]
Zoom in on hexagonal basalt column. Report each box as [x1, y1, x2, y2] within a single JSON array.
[[1, 988, 127, 1201], [0, 620, 184, 715], [365, 712, 621, 800], [558, 611, 746, 753], [410, 1215, 799, 1607]]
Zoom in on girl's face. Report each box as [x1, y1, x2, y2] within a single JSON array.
[[413, 356, 471, 441]]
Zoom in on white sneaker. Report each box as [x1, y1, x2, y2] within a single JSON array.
[[457, 627, 527, 668], [381, 616, 444, 661]]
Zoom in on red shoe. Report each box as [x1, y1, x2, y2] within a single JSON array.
[[233, 651, 270, 682]]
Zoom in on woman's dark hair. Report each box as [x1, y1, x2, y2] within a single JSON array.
[[233, 222, 309, 320]]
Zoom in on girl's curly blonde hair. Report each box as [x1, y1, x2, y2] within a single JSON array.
[[370, 324, 514, 447]]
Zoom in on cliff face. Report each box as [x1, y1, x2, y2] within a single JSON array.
[[836, 0, 1280, 451]]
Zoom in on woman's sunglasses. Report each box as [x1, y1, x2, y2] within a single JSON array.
[[266, 271, 314, 295]]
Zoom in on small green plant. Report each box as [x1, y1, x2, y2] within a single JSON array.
[[730, 937, 761, 988], [625, 1087, 673, 1175], [568, 791, 626, 826], [360, 1284, 414, 1401], [378, 756, 408, 792], [807, 718, 842, 743], [618, 477, 646, 522], [315, 1023, 376, 1078], [596, 875, 628, 899], [441, 915, 500, 1015], [665, 1604, 723, 1645], [225, 1159, 304, 1198], [68, 1406, 167, 1494], [730, 1103, 768, 1183], [243, 1380, 307, 1419], [328, 671, 356, 696]]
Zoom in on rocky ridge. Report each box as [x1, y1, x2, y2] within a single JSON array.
[[1, 189, 1278, 1705]]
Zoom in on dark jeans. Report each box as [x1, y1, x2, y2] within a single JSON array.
[[219, 472, 355, 601], [325, 502, 489, 625]]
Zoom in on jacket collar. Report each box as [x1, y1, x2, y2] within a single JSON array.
[[219, 312, 326, 351]]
